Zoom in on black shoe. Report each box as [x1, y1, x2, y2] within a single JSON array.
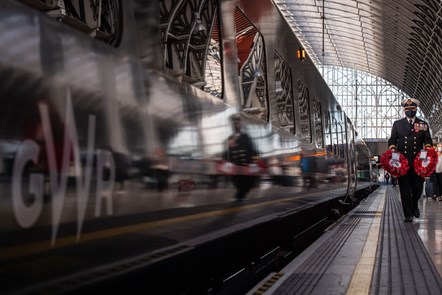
[[404, 217, 413, 222], [414, 208, 420, 218]]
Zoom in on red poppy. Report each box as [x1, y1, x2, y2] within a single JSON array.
[[414, 148, 438, 178], [215, 160, 265, 175], [380, 150, 409, 177]]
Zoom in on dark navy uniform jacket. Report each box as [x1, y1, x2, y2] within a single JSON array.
[[223, 132, 258, 166], [388, 117, 432, 163]]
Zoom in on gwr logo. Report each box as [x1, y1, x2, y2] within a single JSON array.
[[12, 90, 116, 246]]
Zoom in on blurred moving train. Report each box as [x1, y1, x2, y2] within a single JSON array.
[[0, 0, 377, 294]]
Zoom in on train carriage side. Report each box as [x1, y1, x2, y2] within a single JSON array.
[[0, 0, 374, 294]]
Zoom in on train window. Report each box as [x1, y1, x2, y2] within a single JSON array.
[[338, 110, 346, 158], [274, 51, 294, 133], [297, 80, 311, 142], [235, 8, 268, 121], [347, 119, 356, 175], [18, 0, 123, 47], [331, 116, 338, 155], [338, 121, 345, 158], [160, 0, 222, 98], [313, 97, 323, 148], [347, 119, 357, 193]]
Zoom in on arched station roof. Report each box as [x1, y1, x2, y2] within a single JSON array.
[[274, 0, 442, 136]]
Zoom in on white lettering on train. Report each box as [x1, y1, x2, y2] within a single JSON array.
[[12, 90, 115, 246], [12, 140, 44, 228]]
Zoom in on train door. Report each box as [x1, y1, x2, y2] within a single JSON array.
[[328, 113, 345, 186], [337, 111, 349, 189]]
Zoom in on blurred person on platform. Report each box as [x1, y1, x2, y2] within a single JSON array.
[[432, 143, 442, 201], [391, 176, 397, 187], [384, 172, 390, 185], [222, 113, 259, 200]]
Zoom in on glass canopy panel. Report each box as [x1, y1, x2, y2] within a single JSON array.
[[321, 65, 429, 141]]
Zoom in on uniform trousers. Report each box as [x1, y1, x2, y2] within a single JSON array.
[[398, 163, 424, 217], [433, 172, 442, 196]]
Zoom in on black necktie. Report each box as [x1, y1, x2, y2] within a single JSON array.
[[409, 119, 413, 128]]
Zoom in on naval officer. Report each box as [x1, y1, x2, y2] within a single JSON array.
[[388, 98, 432, 222]]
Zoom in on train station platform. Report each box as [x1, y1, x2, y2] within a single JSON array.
[[248, 185, 442, 294]]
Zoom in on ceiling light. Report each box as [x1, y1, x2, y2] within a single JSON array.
[[297, 47, 306, 61]]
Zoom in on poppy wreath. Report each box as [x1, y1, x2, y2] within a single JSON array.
[[380, 149, 409, 177], [414, 148, 438, 178]]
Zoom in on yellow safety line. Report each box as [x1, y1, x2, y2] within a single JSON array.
[[0, 193, 321, 262], [346, 190, 385, 295]]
